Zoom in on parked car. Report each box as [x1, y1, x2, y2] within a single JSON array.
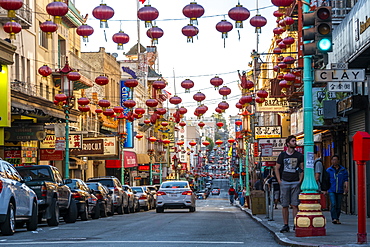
[[132, 186, 151, 211], [196, 189, 208, 199], [86, 176, 128, 215], [0, 159, 38, 235], [122, 185, 139, 213], [16, 165, 77, 226], [142, 185, 157, 208], [86, 182, 114, 217], [64, 179, 100, 220], [156, 181, 196, 213], [211, 188, 221, 195]]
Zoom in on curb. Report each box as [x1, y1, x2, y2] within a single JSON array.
[[237, 204, 322, 247]]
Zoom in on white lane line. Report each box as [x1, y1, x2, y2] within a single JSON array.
[[0, 240, 244, 245]]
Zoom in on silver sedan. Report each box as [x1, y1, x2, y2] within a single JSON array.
[[155, 181, 196, 213]]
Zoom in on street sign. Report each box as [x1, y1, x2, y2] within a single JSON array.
[[255, 156, 278, 162], [330, 63, 348, 69], [261, 143, 273, 157], [327, 81, 353, 92], [315, 69, 365, 82], [258, 138, 285, 151], [254, 126, 282, 139]]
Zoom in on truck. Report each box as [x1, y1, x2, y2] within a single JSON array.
[[16, 165, 77, 226]]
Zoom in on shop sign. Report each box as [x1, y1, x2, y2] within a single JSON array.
[[4, 123, 46, 142], [254, 126, 282, 139], [255, 97, 289, 112], [258, 138, 285, 151], [255, 156, 278, 162], [0, 66, 10, 127], [261, 143, 273, 157], [21, 157, 37, 163], [40, 135, 82, 149], [39, 149, 64, 161], [134, 176, 141, 180], [70, 139, 104, 156]]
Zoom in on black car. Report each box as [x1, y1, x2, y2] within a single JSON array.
[[65, 179, 100, 220], [86, 182, 114, 217]]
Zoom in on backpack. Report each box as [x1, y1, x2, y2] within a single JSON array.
[[314, 159, 331, 191]]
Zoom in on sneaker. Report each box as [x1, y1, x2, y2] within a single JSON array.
[[280, 225, 290, 233], [332, 220, 338, 224], [337, 220, 341, 224]]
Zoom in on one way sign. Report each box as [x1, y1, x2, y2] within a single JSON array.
[[315, 69, 365, 82]]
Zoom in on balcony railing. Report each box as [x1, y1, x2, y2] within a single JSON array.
[[0, 4, 32, 29]]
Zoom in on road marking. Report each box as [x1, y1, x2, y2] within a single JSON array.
[[0, 240, 244, 245]]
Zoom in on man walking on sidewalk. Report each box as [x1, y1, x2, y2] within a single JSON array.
[[327, 155, 348, 224], [228, 186, 236, 205], [274, 135, 304, 233]]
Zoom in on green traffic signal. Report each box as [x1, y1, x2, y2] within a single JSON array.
[[317, 38, 332, 52]]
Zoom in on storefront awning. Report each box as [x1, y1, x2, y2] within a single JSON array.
[[137, 154, 150, 164], [105, 151, 138, 168]]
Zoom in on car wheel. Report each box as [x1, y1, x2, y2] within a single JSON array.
[[100, 203, 107, 218], [1, 202, 16, 235], [129, 203, 135, 213], [124, 204, 130, 214], [26, 201, 38, 231], [116, 203, 124, 215], [91, 204, 100, 219], [144, 203, 149, 211], [135, 202, 140, 212], [80, 203, 89, 221], [107, 203, 114, 216], [156, 207, 164, 213], [47, 198, 60, 226], [189, 206, 196, 212], [64, 200, 77, 223]]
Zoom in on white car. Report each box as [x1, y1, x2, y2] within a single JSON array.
[[0, 159, 38, 235], [156, 181, 196, 213]]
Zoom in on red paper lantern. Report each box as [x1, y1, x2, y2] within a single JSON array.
[[77, 97, 90, 106], [162, 139, 171, 145], [273, 27, 284, 35], [277, 73, 284, 80], [137, 5, 159, 28], [255, 97, 265, 104], [283, 73, 296, 82], [284, 16, 295, 27], [236, 102, 243, 109], [67, 71, 81, 81], [146, 26, 163, 44], [239, 95, 253, 105], [228, 4, 250, 28], [240, 80, 254, 90], [278, 41, 287, 50], [124, 78, 139, 89], [102, 108, 115, 117], [188, 141, 197, 147], [235, 120, 242, 126], [182, 24, 199, 43], [276, 38, 283, 45], [273, 47, 282, 54], [123, 99, 136, 108], [146, 98, 158, 108], [55, 94, 67, 102], [273, 10, 284, 18], [92, 4, 114, 28], [216, 122, 224, 129], [46, 1, 68, 24], [218, 101, 229, 110], [215, 140, 223, 146], [136, 134, 144, 140], [149, 136, 157, 143], [95, 108, 103, 114], [0, 0, 23, 17], [112, 31, 129, 50], [195, 106, 207, 116], [152, 80, 166, 91], [182, 2, 204, 25], [257, 90, 268, 98], [177, 140, 185, 146], [156, 108, 166, 116], [250, 15, 267, 31], [113, 106, 124, 113], [169, 95, 182, 105], [210, 76, 223, 89], [178, 106, 187, 115], [38, 65, 52, 77], [278, 62, 287, 69], [181, 79, 194, 93], [271, 0, 295, 7], [202, 141, 210, 146], [134, 107, 145, 115], [78, 105, 90, 113], [279, 80, 290, 89], [273, 66, 280, 72], [3, 20, 21, 39], [198, 122, 205, 128], [161, 121, 169, 127], [98, 99, 110, 108], [144, 119, 151, 125], [193, 92, 205, 102], [179, 121, 186, 127], [76, 24, 94, 42], [216, 19, 233, 39], [228, 138, 235, 144], [218, 86, 231, 99], [40, 20, 58, 37], [215, 107, 223, 114], [283, 36, 295, 46], [95, 75, 109, 86], [283, 56, 295, 64]]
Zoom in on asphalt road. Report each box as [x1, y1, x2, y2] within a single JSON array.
[[0, 179, 279, 247]]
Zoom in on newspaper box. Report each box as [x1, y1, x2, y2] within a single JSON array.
[[250, 190, 266, 215]]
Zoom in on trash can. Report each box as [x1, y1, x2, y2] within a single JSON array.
[[250, 190, 266, 215]]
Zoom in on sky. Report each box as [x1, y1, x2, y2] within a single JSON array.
[[75, 0, 277, 118]]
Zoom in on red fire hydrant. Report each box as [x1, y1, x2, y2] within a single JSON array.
[[353, 131, 370, 244]]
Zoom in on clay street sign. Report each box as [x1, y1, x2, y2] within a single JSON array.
[[315, 69, 365, 82]]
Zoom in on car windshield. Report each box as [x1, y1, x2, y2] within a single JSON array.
[[161, 182, 188, 189], [89, 179, 113, 187], [65, 181, 78, 189], [86, 183, 99, 190], [17, 168, 52, 181], [132, 187, 143, 193]]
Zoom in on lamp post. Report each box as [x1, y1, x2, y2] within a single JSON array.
[[117, 112, 126, 185]]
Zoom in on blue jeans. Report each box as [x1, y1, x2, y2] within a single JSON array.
[[229, 195, 235, 204], [329, 192, 343, 220]]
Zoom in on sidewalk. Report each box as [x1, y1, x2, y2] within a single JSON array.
[[238, 203, 370, 247]]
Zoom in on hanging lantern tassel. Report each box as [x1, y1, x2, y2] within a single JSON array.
[[255, 27, 261, 33], [187, 36, 193, 43], [152, 38, 158, 45], [100, 20, 108, 28]]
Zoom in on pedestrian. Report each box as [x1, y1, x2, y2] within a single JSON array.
[[254, 176, 264, 191], [228, 186, 236, 205], [239, 186, 246, 207], [267, 172, 280, 209], [314, 146, 329, 210], [327, 155, 348, 224], [274, 135, 304, 233]]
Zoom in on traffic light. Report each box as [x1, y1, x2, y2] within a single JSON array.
[[302, 7, 333, 56], [315, 7, 332, 53]]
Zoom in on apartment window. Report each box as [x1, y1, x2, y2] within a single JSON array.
[[39, 22, 48, 49], [45, 85, 50, 100], [40, 83, 43, 98], [14, 53, 19, 80], [26, 59, 30, 83], [58, 37, 66, 68], [21, 56, 25, 82]]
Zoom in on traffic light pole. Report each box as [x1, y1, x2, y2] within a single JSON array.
[[295, 0, 326, 237]]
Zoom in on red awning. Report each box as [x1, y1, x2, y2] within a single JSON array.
[[105, 151, 137, 168]]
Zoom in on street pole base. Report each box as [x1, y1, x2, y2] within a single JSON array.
[[295, 193, 326, 237], [357, 233, 367, 244]]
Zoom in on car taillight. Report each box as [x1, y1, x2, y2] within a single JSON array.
[[0, 180, 2, 193], [182, 191, 193, 196], [72, 192, 82, 199], [139, 195, 147, 200], [96, 194, 103, 200], [114, 187, 119, 192], [157, 191, 166, 196], [41, 185, 47, 197]]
